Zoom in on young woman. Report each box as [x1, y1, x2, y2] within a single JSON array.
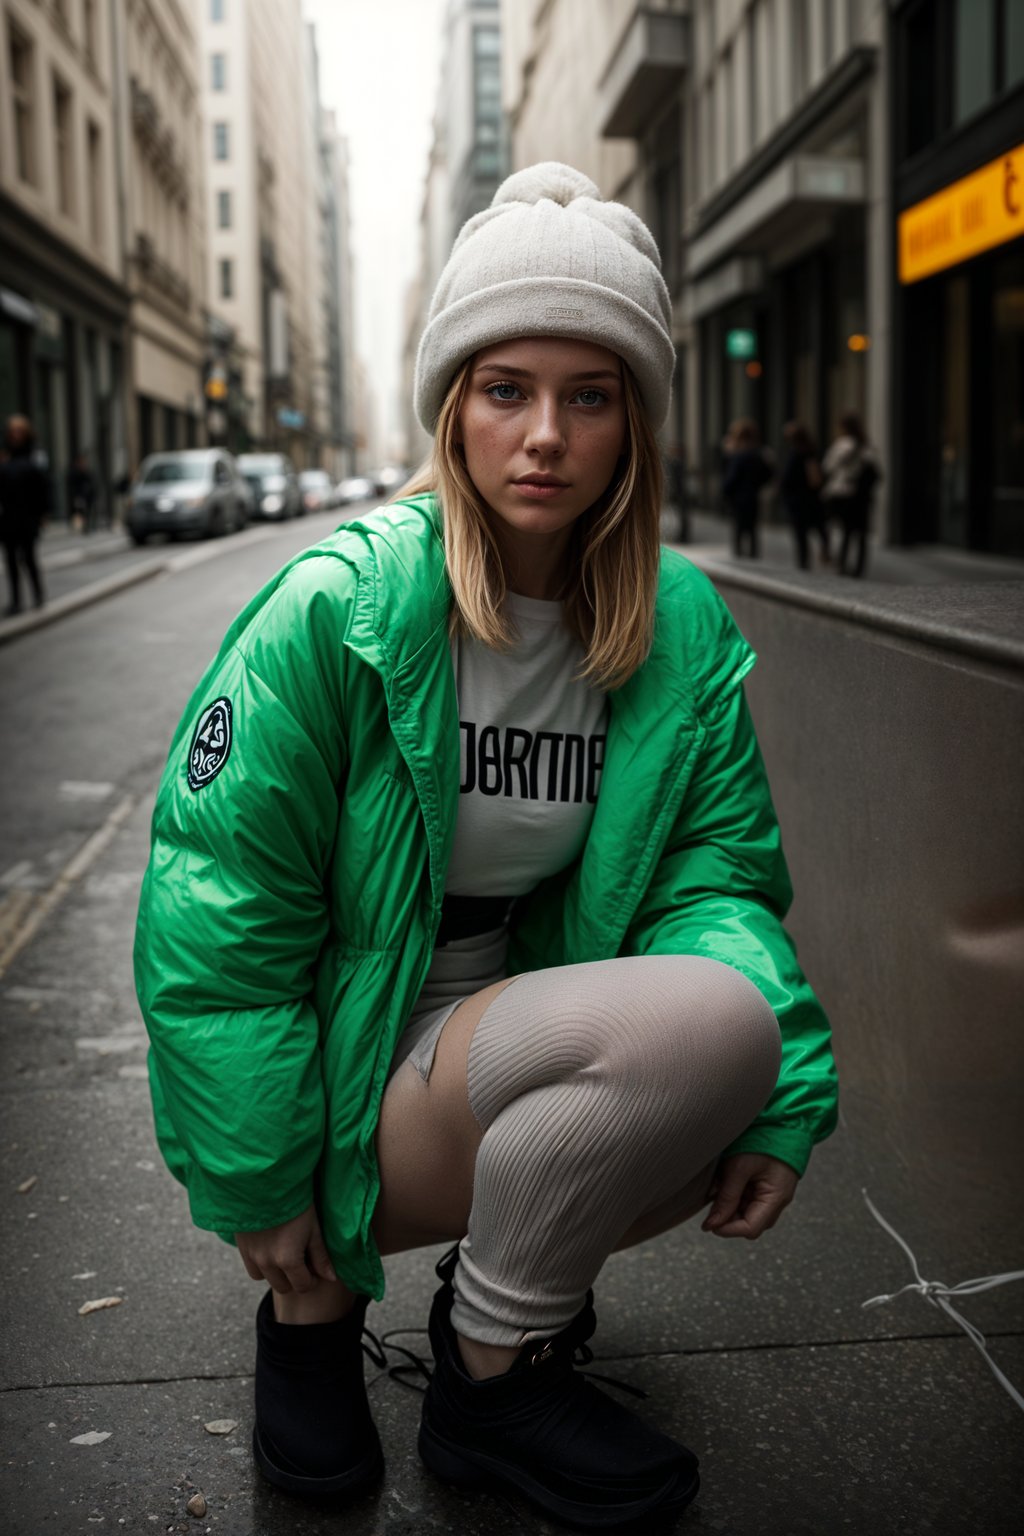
[[822, 410, 883, 578], [135, 163, 838, 1530]]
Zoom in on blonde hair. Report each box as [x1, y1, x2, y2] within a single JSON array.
[[395, 359, 663, 690]]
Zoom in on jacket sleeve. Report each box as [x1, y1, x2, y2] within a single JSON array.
[[134, 557, 351, 1235], [626, 670, 838, 1179]]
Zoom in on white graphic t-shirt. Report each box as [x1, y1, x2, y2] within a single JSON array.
[[444, 590, 609, 897]]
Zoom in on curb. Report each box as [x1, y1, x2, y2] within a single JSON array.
[[0, 557, 168, 646], [0, 524, 282, 647]]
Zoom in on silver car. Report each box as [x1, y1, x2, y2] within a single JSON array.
[[237, 453, 303, 521], [127, 450, 246, 544]]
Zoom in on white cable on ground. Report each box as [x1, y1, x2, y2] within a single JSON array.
[[861, 1188, 1024, 1414]]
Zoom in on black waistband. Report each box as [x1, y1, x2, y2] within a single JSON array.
[[435, 894, 516, 949]]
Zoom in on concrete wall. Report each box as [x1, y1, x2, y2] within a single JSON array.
[[702, 564, 1024, 1222]]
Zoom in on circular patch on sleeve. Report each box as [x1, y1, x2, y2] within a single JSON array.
[[187, 697, 233, 791]]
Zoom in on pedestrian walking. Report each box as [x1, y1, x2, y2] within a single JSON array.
[[821, 411, 882, 578], [0, 415, 49, 615], [134, 162, 838, 1529], [722, 418, 773, 558], [68, 452, 98, 533], [780, 421, 828, 571]]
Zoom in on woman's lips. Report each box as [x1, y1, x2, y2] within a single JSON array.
[[512, 480, 569, 499]]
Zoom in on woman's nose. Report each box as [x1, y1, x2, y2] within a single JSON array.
[[523, 398, 566, 456]]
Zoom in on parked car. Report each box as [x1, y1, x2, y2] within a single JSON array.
[[236, 452, 302, 520], [336, 476, 376, 507], [372, 466, 405, 496], [126, 450, 246, 544], [298, 468, 335, 513]]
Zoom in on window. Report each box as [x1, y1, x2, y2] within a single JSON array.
[[472, 25, 500, 57], [792, 0, 810, 99], [211, 0, 226, 20], [955, 0, 995, 123], [722, 45, 735, 175], [53, 74, 75, 218], [219, 258, 233, 299], [9, 22, 37, 185], [213, 121, 229, 159], [84, 0, 98, 69], [217, 188, 232, 228], [87, 120, 102, 248], [898, 0, 1023, 161], [1009, 0, 1024, 89], [211, 52, 226, 91]]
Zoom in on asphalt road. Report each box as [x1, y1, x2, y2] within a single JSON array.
[[1, 508, 1021, 1535], [0, 512, 347, 892]]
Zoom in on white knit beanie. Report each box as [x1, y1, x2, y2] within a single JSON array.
[[414, 162, 674, 433]]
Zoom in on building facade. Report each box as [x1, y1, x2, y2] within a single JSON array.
[[402, 0, 508, 465], [198, 0, 334, 464], [891, 0, 1024, 556], [1, 0, 129, 519], [681, 0, 888, 518], [119, 0, 208, 465]]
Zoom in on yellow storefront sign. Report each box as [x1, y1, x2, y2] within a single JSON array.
[[899, 143, 1024, 284]]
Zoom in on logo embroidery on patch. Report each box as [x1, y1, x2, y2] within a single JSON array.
[[187, 697, 233, 791]]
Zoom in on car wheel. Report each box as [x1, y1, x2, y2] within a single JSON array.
[[129, 529, 148, 546]]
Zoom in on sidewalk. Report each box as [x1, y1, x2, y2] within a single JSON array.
[[666, 506, 1024, 588], [1, 785, 1021, 1534], [37, 522, 132, 569]]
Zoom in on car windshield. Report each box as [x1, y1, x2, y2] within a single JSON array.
[[141, 459, 210, 484], [239, 457, 284, 475]]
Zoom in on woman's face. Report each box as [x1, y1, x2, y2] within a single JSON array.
[[458, 336, 626, 570]]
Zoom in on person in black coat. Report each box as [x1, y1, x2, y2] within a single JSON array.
[[780, 421, 828, 571], [0, 415, 51, 614], [722, 418, 773, 558]]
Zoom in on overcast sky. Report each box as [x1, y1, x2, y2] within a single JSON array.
[[302, 0, 449, 460]]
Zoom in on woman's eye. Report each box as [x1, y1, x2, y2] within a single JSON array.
[[485, 382, 524, 402], [572, 388, 607, 407]]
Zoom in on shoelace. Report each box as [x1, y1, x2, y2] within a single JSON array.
[[361, 1325, 646, 1399], [861, 1189, 1024, 1413]]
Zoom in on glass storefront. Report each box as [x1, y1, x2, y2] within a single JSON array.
[[991, 249, 1024, 552], [903, 243, 1024, 555]]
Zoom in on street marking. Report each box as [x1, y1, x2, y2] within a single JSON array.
[[0, 795, 135, 977], [0, 861, 35, 888], [59, 781, 115, 802]]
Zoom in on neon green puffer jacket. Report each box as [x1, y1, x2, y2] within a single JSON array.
[[134, 495, 838, 1299]]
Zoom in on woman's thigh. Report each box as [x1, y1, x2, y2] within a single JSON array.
[[371, 977, 515, 1255], [371, 954, 778, 1259]]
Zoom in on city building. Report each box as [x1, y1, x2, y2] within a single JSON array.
[[198, 0, 322, 463], [678, 0, 888, 520], [0, 0, 129, 519], [401, 0, 508, 465], [118, 0, 209, 465], [322, 109, 358, 476], [891, 0, 1024, 556]]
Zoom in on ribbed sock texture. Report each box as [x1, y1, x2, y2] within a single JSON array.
[[453, 954, 781, 1345]]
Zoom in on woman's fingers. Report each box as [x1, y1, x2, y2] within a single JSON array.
[[307, 1221, 338, 1283]]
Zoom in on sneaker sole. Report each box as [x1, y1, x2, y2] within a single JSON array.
[[252, 1423, 384, 1498], [418, 1419, 698, 1529]]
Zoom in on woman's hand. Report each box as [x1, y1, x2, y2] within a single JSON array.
[[235, 1204, 338, 1293], [701, 1153, 799, 1240]]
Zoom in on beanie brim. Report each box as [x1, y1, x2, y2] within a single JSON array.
[[414, 276, 674, 434]]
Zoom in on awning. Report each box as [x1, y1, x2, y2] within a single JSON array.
[[688, 155, 865, 278], [598, 7, 688, 139], [0, 286, 39, 326]]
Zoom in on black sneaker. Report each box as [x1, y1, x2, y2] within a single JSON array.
[[252, 1289, 384, 1498], [418, 1249, 699, 1529]]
